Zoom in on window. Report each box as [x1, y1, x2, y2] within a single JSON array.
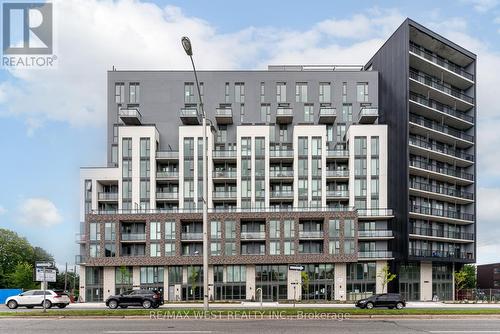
[[240, 104, 245, 123], [241, 137, 251, 156], [344, 219, 355, 238], [225, 242, 236, 256], [319, 82, 331, 103], [140, 138, 150, 158], [211, 220, 221, 239], [269, 220, 280, 239], [150, 243, 161, 257], [260, 104, 271, 122], [304, 104, 314, 123], [122, 180, 132, 200], [140, 267, 164, 284], [104, 222, 116, 241], [211, 242, 221, 255], [140, 160, 150, 178], [184, 82, 195, 103], [344, 240, 355, 254], [270, 241, 280, 255], [227, 265, 246, 283], [276, 82, 286, 102], [90, 223, 100, 241], [355, 179, 367, 196], [284, 241, 294, 255], [295, 82, 308, 102], [260, 82, 265, 102], [140, 180, 150, 199], [165, 242, 175, 256], [150, 222, 161, 240], [279, 124, 288, 142], [115, 83, 125, 103], [329, 240, 340, 255], [342, 104, 352, 122], [298, 137, 308, 156], [165, 221, 175, 239], [329, 219, 340, 238], [354, 158, 367, 176], [129, 82, 140, 103], [342, 82, 347, 103], [225, 220, 236, 239], [235, 82, 245, 103], [371, 136, 379, 156], [122, 138, 132, 158], [357, 82, 369, 102], [224, 82, 230, 103], [371, 158, 379, 176], [354, 137, 367, 156], [371, 178, 379, 196], [90, 244, 100, 258], [336, 124, 346, 142]]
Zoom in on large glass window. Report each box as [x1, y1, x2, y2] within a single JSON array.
[[140, 266, 164, 284], [260, 104, 270, 122], [235, 82, 245, 103], [276, 82, 286, 102], [304, 104, 314, 123], [129, 82, 140, 103], [319, 82, 331, 103], [295, 82, 308, 102], [115, 82, 125, 103], [356, 82, 369, 102]]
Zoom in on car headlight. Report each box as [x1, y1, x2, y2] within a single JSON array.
[[358, 300, 366, 303]]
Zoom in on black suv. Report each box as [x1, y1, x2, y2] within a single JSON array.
[[355, 293, 406, 309], [106, 289, 163, 309]]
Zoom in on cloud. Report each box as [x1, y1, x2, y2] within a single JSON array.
[[477, 187, 500, 263], [17, 198, 63, 227], [461, 0, 499, 12], [0, 205, 6, 215]]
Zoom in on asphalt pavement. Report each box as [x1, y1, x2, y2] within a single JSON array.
[[2, 317, 500, 334]]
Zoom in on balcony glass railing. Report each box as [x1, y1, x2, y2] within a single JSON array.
[[409, 158, 474, 181], [215, 108, 233, 116], [156, 151, 179, 159], [269, 170, 294, 177], [326, 190, 349, 197], [409, 179, 474, 200], [409, 204, 474, 221], [409, 92, 473, 123], [181, 232, 203, 240], [409, 70, 474, 104], [409, 248, 474, 260], [409, 114, 474, 143], [121, 233, 146, 241], [269, 149, 294, 157], [75, 233, 87, 243], [319, 108, 336, 116], [326, 170, 349, 177], [118, 107, 142, 120], [358, 251, 393, 258], [75, 255, 86, 264], [98, 192, 118, 201], [410, 226, 474, 241], [299, 230, 324, 238], [409, 136, 474, 162], [358, 230, 393, 238], [212, 191, 237, 198], [270, 190, 294, 198], [180, 108, 198, 117], [327, 150, 349, 158], [156, 171, 179, 178], [276, 108, 293, 116], [359, 107, 379, 116], [240, 231, 266, 240], [409, 42, 474, 81], [357, 208, 394, 217], [212, 150, 236, 158], [213, 170, 237, 178], [156, 192, 179, 199]]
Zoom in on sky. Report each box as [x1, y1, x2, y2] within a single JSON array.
[[0, 0, 500, 268]]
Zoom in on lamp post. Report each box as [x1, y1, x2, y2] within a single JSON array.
[[181, 36, 209, 311]]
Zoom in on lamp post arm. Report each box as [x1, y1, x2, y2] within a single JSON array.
[[189, 55, 205, 118]]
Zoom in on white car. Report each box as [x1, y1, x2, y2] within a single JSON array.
[[5, 290, 70, 309]]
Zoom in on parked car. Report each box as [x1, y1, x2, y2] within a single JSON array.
[[5, 290, 70, 309], [355, 293, 406, 309], [105, 289, 163, 309]]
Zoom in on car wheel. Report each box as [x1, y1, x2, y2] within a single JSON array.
[[108, 300, 118, 309], [57, 304, 67, 308], [365, 302, 374, 309], [7, 300, 18, 309], [152, 304, 160, 309], [119, 305, 128, 309], [42, 300, 52, 309], [142, 300, 152, 309], [396, 302, 404, 309]]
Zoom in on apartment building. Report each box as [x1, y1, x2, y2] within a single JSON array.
[[77, 19, 476, 302]]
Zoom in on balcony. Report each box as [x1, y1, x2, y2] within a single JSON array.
[[358, 230, 394, 239], [270, 190, 294, 199], [269, 148, 294, 161], [409, 180, 474, 204], [276, 107, 293, 123], [180, 107, 200, 125], [409, 227, 474, 242], [98, 192, 118, 201], [75, 255, 86, 264], [409, 158, 474, 185], [181, 232, 203, 241], [319, 107, 337, 124], [409, 248, 474, 261], [212, 191, 237, 200], [409, 70, 474, 111], [409, 205, 474, 224], [409, 114, 474, 148], [212, 150, 236, 161], [357, 208, 394, 219], [240, 231, 265, 240], [156, 171, 179, 180], [326, 190, 349, 199], [215, 108, 233, 125], [156, 151, 179, 160], [326, 149, 349, 160], [299, 230, 324, 239], [409, 92, 473, 130], [409, 136, 474, 167], [358, 107, 379, 124], [121, 233, 146, 241], [156, 191, 179, 200], [75, 233, 87, 243], [358, 251, 393, 259], [118, 106, 142, 125], [326, 170, 349, 179], [212, 170, 237, 180], [269, 170, 294, 179], [409, 42, 474, 89]]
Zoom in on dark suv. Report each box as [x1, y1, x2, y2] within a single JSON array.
[[355, 293, 406, 309], [106, 289, 163, 309]]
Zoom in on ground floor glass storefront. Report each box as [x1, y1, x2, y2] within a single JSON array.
[[301, 264, 335, 301], [399, 263, 420, 301], [255, 265, 288, 301], [85, 267, 103, 302], [346, 262, 376, 301], [432, 263, 453, 301]]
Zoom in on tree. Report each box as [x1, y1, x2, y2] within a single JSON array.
[[188, 266, 199, 298], [301, 271, 310, 296], [7, 262, 38, 290], [455, 264, 476, 294], [117, 266, 131, 294], [377, 264, 397, 293], [0, 229, 35, 288]]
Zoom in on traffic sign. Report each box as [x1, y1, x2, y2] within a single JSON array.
[[35, 267, 57, 282], [36, 261, 55, 268], [289, 265, 305, 271]]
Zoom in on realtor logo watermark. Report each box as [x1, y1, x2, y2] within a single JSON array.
[[2, 1, 57, 68]]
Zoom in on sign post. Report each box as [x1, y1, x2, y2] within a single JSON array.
[[35, 261, 56, 313]]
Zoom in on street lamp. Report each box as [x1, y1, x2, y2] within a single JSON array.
[[181, 36, 209, 311]]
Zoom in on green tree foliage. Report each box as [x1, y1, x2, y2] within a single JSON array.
[[7, 262, 38, 290], [377, 264, 397, 293], [301, 271, 310, 294], [455, 264, 477, 292]]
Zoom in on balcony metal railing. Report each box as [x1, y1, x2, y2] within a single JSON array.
[[215, 108, 233, 116], [358, 230, 394, 238], [212, 191, 237, 199], [156, 171, 179, 178], [357, 208, 394, 217], [327, 150, 349, 158], [359, 107, 379, 117], [326, 170, 349, 177], [212, 150, 237, 158], [269, 170, 294, 177], [118, 107, 142, 120], [326, 190, 349, 198], [409, 179, 474, 200], [276, 107, 293, 116], [409, 158, 474, 181], [409, 92, 474, 123], [409, 248, 474, 260], [269, 149, 294, 158], [270, 190, 294, 198], [299, 230, 324, 238], [75, 233, 87, 243], [98, 192, 118, 201], [181, 232, 203, 240], [409, 136, 474, 162], [358, 251, 393, 258], [156, 192, 179, 199], [121, 233, 146, 241], [156, 151, 179, 159], [409, 114, 474, 143], [180, 108, 198, 117], [240, 231, 266, 240], [409, 42, 474, 81], [409, 204, 474, 221], [410, 226, 474, 241], [75, 255, 86, 264], [409, 70, 474, 104], [213, 170, 237, 178], [319, 107, 336, 116]]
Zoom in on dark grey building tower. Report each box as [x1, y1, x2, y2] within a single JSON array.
[[366, 19, 476, 300]]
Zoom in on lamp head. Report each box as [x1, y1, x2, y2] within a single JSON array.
[[181, 36, 193, 56]]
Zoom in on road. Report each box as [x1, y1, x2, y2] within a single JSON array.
[[2, 318, 500, 333]]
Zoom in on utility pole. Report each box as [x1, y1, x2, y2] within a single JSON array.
[[64, 262, 68, 291]]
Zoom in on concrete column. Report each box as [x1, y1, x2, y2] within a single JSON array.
[[376, 260, 387, 294], [246, 265, 256, 301], [133, 266, 141, 289], [103, 267, 115, 300], [420, 262, 432, 301], [287, 268, 302, 301], [334, 263, 347, 301], [182, 266, 188, 284], [163, 266, 169, 300], [452, 263, 455, 301], [79, 266, 86, 302]]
